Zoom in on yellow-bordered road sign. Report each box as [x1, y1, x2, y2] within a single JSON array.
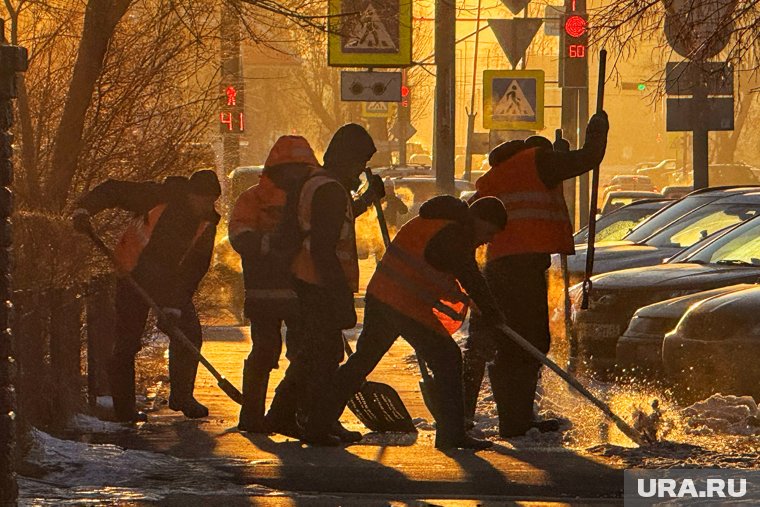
[[483, 70, 545, 130], [328, 0, 412, 67], [362, 101, 397, 118]]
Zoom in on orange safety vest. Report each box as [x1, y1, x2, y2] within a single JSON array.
[[476, 147, 574, 261], [114, 204, 210, 275], [291, 173, 360, 292], [367, 217, 469, 336]]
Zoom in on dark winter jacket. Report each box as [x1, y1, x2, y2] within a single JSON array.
[[77, 178, 220, 308]]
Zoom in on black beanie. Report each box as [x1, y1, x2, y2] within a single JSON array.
[[469, 197, 507, 229], [188, 169, 221, 197]]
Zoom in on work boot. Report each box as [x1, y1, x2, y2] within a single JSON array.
[[238, 360, 270, 433], [331, 421, 362, 443], [168, 348, 208, 419], [109, 356, 146, 423], [265, 378, 302, 439], [435, 434, 493, 451], [301, 427, 341, 447], [487, 363, 532, 438]]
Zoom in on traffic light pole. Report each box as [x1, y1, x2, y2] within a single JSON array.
[[692, 69, 709, 189], [434, 0, 456, 194], [463, 0, 483, 182]]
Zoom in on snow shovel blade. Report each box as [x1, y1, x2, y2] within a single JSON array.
[[347, 380, 417, 433]]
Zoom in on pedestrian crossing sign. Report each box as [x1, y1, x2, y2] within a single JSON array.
[[328, 0, 413, 67], [483, 70, 544, 130], [361, 101, 397, 118]]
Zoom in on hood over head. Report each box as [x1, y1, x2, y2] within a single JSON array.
[[323, 123, 377, 170]]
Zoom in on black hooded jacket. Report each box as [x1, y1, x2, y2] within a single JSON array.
[[308, 125, 377, 298]]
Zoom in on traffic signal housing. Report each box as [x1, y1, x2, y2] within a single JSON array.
[[560, 13, 588, 87]]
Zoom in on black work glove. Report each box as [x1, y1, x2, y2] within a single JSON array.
[[361, 174, 386, 205], [72, 208, 92, 234], [332, 290, 357, 330], [586, 110, 609, 139]]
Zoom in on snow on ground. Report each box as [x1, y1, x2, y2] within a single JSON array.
[[680, 394, 760, 436], [17, 429, 276, 504], [65, 414, 128, 434]]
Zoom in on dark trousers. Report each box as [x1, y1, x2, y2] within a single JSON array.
[[463, 254, 551, 434], [322, 296, 466, 445], [245, 300, 300, 373], [266, 281, 344, 429], [110, 279, 202, 420]]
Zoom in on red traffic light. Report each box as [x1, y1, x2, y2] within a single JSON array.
[[564, 15, 586, 38], [401, 85, 410, 97]]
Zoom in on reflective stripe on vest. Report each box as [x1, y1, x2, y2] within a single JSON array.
[[367, 217, 470, 335], [291, 173, 360, 292], [114, 204, 210, 275], [476, 147, 575, 259]]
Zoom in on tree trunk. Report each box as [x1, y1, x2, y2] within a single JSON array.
[[44, 0, 132, 212]]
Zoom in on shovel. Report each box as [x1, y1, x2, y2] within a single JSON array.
[[494, 322, 648, 446], [364, 167, 442, 422], [343, 334, 417, 433], [82, 224, 244, 405]]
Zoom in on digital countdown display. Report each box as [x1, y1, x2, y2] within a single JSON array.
[[220, 85, 245, 133], [561, 0, 588, 87]]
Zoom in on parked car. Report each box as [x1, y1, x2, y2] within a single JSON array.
[[635, 160, 676, 189], [663, 285, 760, 402], [373, 164, 432, 178], [669, 163, 760, 187], [600, 191, 664, 215], [574, 198, 672, 245], [408, 154, 432, 166], [561, 187, 760, 283], [571, 213, 760, 374], [603, 175, 656, 196], [662, 186, 693, 200], [616, 284, 754, 377]]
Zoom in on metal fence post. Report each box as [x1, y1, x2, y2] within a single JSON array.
[[0, 19, 27, 506]]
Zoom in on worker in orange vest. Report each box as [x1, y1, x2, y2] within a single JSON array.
[[73, 170, 221, 422], [266, 124, 385, 445], [229, 136, 321, 433], [462, 111, 609, 438], [311, 195, 508, 450]]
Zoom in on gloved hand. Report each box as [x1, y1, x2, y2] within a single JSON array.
[[361, 174, 386, 205], [332, 290, 357, 330], [158, 307, 182, 330], [72, 208, 92, 233], [586, 110, 609, 138]]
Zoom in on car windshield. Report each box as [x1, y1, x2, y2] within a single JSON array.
[[645, 203, 760, 249], [625, 195, 714, 243], [576, 204, 663, 244], [685, 217, 760, 266]]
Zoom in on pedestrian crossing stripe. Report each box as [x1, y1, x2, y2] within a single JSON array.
[[483, 69, 545, 130], [347, 3, 397, 50], [493, 80, 536, 118]]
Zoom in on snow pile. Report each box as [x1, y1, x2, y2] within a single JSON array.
[[18, 429, 275, 504], [681, 394, 760, 436], [65, 414, 128, 434]]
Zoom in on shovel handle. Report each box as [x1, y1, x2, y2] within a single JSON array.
[[364, 168, 391, 248], [83, 225, 243, 404], [495, 322, 646, 446]]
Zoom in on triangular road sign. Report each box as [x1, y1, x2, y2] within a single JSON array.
[[488, 18, 543, 69], [493, 80, 535, 117], [347, 3, 397, 50], [499, 0, 530, 15]]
